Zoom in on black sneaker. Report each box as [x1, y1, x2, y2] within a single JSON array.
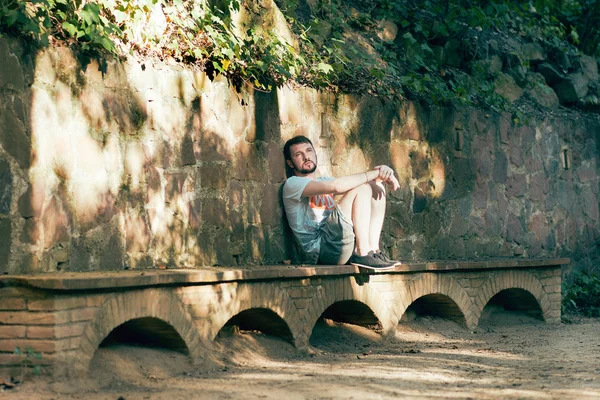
[[374, 250, 402, 266], [348, 251, 396, 270]]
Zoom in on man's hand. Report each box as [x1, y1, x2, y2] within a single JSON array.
[[374, 165, 400, 191]]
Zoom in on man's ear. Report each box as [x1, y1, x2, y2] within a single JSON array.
[[286, 160, 294, 169]]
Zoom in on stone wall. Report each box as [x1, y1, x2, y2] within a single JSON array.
[[0, 37, 598, 274]]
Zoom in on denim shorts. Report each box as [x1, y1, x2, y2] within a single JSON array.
[[318, 205, 355, 265]]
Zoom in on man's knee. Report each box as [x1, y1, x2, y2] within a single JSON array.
[[354, 182, 373, 196]]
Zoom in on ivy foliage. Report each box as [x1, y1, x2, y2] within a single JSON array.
[[0, 0, 598, 107], [0, 0, 335, 91], [563, 270, 600, 317]]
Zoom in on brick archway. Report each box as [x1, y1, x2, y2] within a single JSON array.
[[297, 277, 395, 350], [75, 288, 204, 376], [394, 274, 476, 329], [201, 282, 300, 345], [473, 270, 550, 325]]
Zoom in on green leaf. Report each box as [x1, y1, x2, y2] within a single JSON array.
[[317, 62, 333, 74], [402, 32, 417, 44], [62, 22, 77, 37], [98, 37, 114, 51], [222, 47, 234, 59], [4, 11, 19, 27], [212, 61, 224, 73]]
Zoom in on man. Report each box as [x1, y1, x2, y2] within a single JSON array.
[[282, 135, 401, 269]]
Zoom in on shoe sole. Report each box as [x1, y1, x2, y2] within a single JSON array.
[[350, 262, 396, 271]]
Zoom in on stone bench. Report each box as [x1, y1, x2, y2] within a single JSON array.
[[0, 258, 567, 378]]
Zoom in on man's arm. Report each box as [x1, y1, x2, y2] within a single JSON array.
[[302, 166, 399, 197]]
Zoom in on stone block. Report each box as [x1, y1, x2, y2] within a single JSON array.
[[228, 180, 244, 211], [214, 234, 236, 267], [164, 172, 192, 204], [423, 210, 441, 239], [493, 152, 507, 184], [449, 213, 469, 239], [201, 198, 227, 226], [577, 166, 596, 183], [506, 214, 525, 244], [0, 218, 11, 272], [581, 186, 599, 221], [529, 173, 549, 202], [0, 159, 10, 215], [579, 55, 598, 82], [412, 183, 427, 214], [475, 152, 493, 178], [410, 150, 429, 180], [124, 211, 151, 258], [253, 90, 282, 143], [516, 125, 536, 151], [267, 142, 286, 184], [200, 164, 229, 190], [525, 147, 544, 175], [244, 225, 265, 263], [509, 142, 524, 167], [0, 106, 30, 170], [185, 199, 202, 231], [553, 72, 589, 104], [494, 73, 522, 102], [0, 40, 25, 91], [233, 140, 269, 183], [18, 182, 46, 219], [97, 233, 123, 271], [260, 184, 283, 226], [506, 174, 526, 198], [528, 213, 549, 241], [483, 206, 503, 237]]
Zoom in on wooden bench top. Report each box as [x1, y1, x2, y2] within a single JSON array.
[[0, 258, 569, 291]]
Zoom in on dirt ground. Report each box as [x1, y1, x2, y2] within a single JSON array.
[[2, 311, 600, 400]]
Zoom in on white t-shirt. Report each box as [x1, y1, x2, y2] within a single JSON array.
[[282, 176, 335, 262]]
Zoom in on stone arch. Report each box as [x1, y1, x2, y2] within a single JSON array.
[[204, 282, 299, 345], [75, 288, 204, 375], [474, 270, 550, 325], [298, 276, 395, 350], [394, 274, 476, 329]]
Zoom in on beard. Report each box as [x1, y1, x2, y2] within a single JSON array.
[[293, 159, 317, 175]]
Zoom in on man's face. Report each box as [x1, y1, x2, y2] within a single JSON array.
[[287, 142, 317, 175]]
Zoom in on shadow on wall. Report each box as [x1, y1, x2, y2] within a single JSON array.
[[322, 93, 479, 261], [2, 28, 595, 274], [3, 39, 298, 273]]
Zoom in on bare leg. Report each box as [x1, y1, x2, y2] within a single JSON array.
[[337, 183, 373, 256], [368, 181, 387, 251]]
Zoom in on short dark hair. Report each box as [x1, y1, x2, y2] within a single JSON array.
[[283, 135, 314, 161]]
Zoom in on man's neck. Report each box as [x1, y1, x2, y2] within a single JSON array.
[[294, 171, 317, 180]]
